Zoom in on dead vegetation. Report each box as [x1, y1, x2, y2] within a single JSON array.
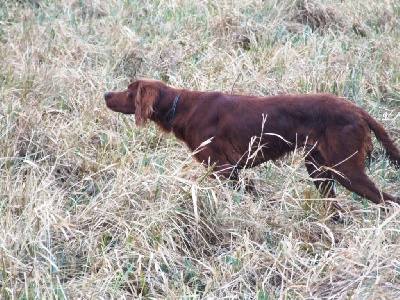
[[291, 0, 347, 33]]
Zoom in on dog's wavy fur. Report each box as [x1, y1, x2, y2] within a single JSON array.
[[105, 79, 400, 205]]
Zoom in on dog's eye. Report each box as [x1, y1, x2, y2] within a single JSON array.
[[127, 91, 133, 97]]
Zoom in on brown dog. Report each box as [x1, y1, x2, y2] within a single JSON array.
[[104, 79, 400, 205]]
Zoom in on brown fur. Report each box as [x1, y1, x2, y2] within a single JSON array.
[[104, 79, 400, 205]]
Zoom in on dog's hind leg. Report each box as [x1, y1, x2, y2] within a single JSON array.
[[305, 151, 336, 198], [325, 146, 397, 204], [332, 165, 396, 204], [304, 151, 345, 216], [321, 125, 398, 204]]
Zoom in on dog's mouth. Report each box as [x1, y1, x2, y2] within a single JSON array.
[[104, 100, 114, 108], [104, 99, 121, 112], [105, 101, 135, 114], [104, 100, 116, 110]]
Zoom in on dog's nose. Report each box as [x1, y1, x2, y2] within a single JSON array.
[[104, 92, 112, 100]]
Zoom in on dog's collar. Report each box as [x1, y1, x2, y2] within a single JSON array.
[[166, 92, 181, 125]]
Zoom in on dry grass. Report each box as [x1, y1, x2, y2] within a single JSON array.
[[1, 0, 400, 298]]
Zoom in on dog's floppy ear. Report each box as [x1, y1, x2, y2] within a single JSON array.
[[135, 82, 159, 126]]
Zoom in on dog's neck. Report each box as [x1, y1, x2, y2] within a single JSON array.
[[166, 92, 181, 125]]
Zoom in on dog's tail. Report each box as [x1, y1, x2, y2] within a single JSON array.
[[363, 110, 400, 168]]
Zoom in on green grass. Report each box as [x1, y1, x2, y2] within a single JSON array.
[[0, 0, 399, 298]]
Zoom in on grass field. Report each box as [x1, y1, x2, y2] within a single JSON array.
[[1, 0, 400, 298]]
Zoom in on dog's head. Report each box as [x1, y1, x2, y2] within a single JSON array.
[[104, 79, 162, 126]]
